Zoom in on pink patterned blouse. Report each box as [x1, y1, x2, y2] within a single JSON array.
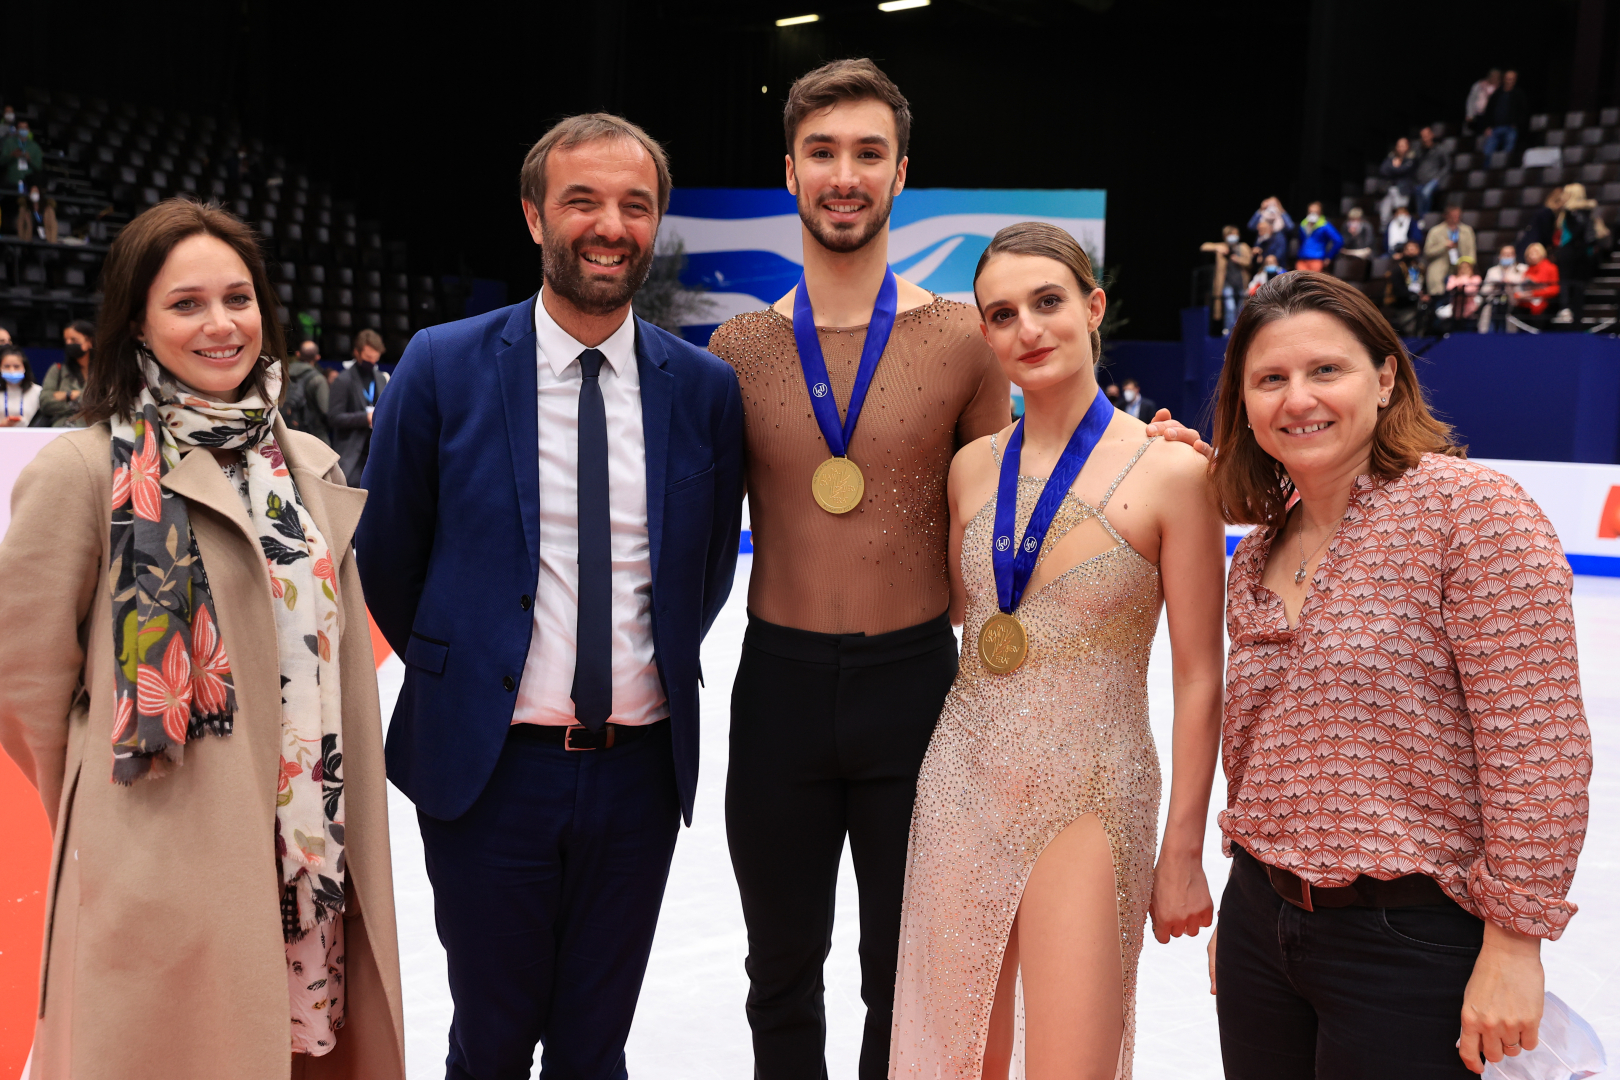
[[1221, 454, 1592, 939]]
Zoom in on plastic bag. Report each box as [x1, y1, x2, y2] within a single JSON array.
[[1481, 992, 1606, 1079]]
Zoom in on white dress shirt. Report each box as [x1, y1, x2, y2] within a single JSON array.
[[511, 292, 668, 727]]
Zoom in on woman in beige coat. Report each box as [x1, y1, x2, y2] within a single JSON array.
[[0, 198, 404, 1080]]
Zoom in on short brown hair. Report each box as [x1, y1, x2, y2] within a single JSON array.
[[783, 58, 912, 161], [82, 198, 284, 425], [1210, 271, 1463, 527], [519, 113, 672, 218], [353, 328, 384, 354], [972, 221, 1103, 364]]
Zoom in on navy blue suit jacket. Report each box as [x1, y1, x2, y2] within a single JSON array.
[[357, 295, 744, 824]]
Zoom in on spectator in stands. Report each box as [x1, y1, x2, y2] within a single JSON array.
[[1550, 182, 1612, 329], [1248, 196, 1294, 249], [1383, 240, 1427, 334], [1200, 225, 1253, 333], [1479, 245, 1526, 333], [1341, 206, 1375, 259], [1513, 242, 1560, 328], [1252, 217, 1288, 267], [1412, 126, 1452, 221], [1465, 69, 1500, 136], [15, 184, 57, 243], [328, 327, 389, 485], [1423, 203, 1477, 296], [1294, 202, 1343, 273], [1118, 377, 1156, 421], [1481, 69, 1528, 158], [1103, 381, 1121, 407], [1378, 137, 1417, 225], [38, 319, 95, 427], [1249, 253, 1284, 296], [1386, 203, 1423, 255], [0, 105, 15, 142], [1439, 258, 1483, 332], [0, 344, 41, 426], [0, 326, 12, 345], [1518, 186, 1568, 253], [284, 339, 332, 444], [1, 118, 41, 194]]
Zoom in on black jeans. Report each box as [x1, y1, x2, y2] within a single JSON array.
[[1216, 847, 1484, 1079], [726, 611, 958, 1080]]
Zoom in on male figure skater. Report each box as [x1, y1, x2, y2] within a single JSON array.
[[358, 114, 744, 1079], [707, 59, 1010, 1080]]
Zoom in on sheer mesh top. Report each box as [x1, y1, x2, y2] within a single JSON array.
[[708, 297, 1009, 635]]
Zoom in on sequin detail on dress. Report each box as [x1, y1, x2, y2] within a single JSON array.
[[891, 438, 1162, 1080]]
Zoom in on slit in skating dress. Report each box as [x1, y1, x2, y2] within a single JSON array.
[[890, 437, 1164, 1080]]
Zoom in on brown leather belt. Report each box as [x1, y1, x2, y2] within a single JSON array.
[[508, 719, 664, 752], [1237, 846, 1453, 912]]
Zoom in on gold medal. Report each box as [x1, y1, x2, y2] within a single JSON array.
[[978, 612, 1028, 675], [812, 456, 865, 514]]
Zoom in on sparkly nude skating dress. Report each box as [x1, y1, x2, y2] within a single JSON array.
[[890, 438, 1162, 1080]]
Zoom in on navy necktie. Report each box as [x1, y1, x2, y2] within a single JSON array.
[[571, 348, 613, 730]]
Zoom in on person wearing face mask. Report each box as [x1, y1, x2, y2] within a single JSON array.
[[1293, 202, 1342, 274], [327, 328, 389, 485], [0, 198, 406, 1079], [38, 320, 95, 427], [0, 344, 41, 426], [1378, 138, 1416, 226], [1200, 226, 1253, 332], [1118, 377, 1156, 421], [1, 119, 41, 194], [0, 105, 16, 142], [1479, 245, 1526, 333], [1385, 203, 1423, 256], [1338, 206, 1375, 273], [15, 183, 58, 243]]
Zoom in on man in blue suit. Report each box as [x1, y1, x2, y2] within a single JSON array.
[[357, 113, 744, 1079]]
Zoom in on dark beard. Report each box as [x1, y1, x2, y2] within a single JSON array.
[[540, 219, 655, 315], [796, 183, 894, 255]]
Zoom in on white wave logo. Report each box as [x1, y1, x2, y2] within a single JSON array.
[[812, 382, 829, 398], [1023, 537, 1039, 553], [995, 536, 1011, 552]]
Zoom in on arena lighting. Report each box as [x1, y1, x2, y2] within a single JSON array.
[[775, 13, 820, 26], [878, 0, 931, 10]]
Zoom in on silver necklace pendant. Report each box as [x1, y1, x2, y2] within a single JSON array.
[[1295, 564, 1308, 585]]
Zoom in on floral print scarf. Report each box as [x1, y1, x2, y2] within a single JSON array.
[[109, 354, 346, 941]]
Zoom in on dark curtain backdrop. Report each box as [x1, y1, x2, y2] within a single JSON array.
[[4, 0, 1592, 338]]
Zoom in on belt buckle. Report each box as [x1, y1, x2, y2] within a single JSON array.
[[564, 725, 596, 751]]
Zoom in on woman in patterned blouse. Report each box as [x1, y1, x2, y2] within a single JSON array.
[[1204, 272, 1591, 1077]]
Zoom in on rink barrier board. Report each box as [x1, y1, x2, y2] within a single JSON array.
[[0, 442, 1617, 1077]]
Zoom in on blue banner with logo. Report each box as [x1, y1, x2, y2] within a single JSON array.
[[662, 188, 1106, 343]]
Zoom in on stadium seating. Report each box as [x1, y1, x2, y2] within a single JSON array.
[[1, 86, 456, 358]]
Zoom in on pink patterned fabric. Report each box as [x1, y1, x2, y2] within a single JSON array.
[[1220, 454, 1592, 939]]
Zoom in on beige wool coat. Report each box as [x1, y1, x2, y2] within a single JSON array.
[[0, 421, 405, 1080]]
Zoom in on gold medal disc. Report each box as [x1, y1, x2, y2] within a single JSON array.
[[978, 612, 1029, 675], [812, 456, 865, 514]]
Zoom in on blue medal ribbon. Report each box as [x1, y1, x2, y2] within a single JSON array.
[[791, 268, 899, 459], [992, 388, 1116, 615]]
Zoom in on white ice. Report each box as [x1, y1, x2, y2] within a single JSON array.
[[381, 561, 1620, 1079]]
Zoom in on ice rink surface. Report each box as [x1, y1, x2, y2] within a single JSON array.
[[381, 561, 1619, 1079]]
